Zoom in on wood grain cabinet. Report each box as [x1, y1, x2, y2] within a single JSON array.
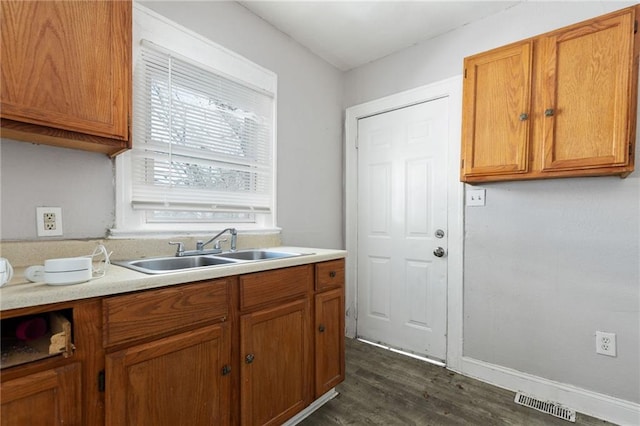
[[105, 324, 231, 426], [238, 265, 314, 426], [461, 6, 639, 183], [0, 259, 346, 426], [0, 300, 103, 426], [0, 0, 131, 156], [102, 279, 232, 426], [1, 363, 82, 426], [314, 260, 345, 398]]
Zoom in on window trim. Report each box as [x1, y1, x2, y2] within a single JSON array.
[[112, 4, 277, 236]]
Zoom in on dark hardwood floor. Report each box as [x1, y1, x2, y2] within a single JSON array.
[[301, 338, 612, 425]]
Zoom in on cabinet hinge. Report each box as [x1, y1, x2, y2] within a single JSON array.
[[461, 158, 464, 169], [464, 68, 467, 78], [98, 370, 105, 392], [635, 20, 638, 34]]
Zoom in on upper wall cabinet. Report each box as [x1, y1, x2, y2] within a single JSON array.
[[0, 1, 131, 157], [461, 6, 639, 183]]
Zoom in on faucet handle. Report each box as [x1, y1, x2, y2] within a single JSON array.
[[213, 238, 228, 250], [169, 241, 185, 256]]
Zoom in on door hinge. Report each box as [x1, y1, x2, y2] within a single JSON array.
[[98, 370, 105, 392], [635, 20, 638, 34]]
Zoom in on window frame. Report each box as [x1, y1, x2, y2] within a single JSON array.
[[112, 4, 278, 237]]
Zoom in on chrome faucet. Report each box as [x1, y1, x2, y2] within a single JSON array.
[[197, 228, 238, 253], [169, 228, 238, 257]]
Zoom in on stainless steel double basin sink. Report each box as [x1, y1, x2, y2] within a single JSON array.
[[114, 250, 308, 275]]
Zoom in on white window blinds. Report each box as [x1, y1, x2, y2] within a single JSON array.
[[131, 41, 274, 214]]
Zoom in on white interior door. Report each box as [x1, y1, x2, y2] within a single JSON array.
[[356, 97, 448, 362]]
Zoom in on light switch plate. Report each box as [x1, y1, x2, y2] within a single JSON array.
[[466, 189, 486, 207]]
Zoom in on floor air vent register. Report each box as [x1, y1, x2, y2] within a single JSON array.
[[514, 392, 577, 422]]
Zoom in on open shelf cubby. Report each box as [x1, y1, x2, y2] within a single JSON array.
[[1, 309, 74, 369]]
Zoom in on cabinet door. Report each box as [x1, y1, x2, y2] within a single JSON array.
[[1, 1, 130, 147], [540, 9, 635, 171], [315, 288, 345, 397], [240, 299, 312, 426], [105, 323, 231, 426], [1, 363, 81, 426], [461, 41, 533, 179]]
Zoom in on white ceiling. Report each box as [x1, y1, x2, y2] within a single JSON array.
[[238, 1, 521, 71]]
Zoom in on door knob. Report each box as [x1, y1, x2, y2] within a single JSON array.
[[245, 354, 255, 364], [433, 247, 446, 258]]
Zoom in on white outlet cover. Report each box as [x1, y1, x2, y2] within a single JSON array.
[[595, 331, 616, 357], [36, 207, 63, 237]]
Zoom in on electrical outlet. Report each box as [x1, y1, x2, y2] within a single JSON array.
[[36, 207, 63, 237], [466, 188, 486, 207], [596, 331, 616, 357]]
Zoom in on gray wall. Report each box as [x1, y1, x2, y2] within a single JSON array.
[[0, 140, 114, 239], [344, 1, 639, 403], [1, 1, 344, 249]]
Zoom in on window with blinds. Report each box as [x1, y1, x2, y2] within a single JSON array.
[[131, 41, 275, 223]]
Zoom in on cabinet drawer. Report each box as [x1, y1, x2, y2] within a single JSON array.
[[315, 259, 345, 291], [103, 279, 229, 347], [240, 265, 313, 311]]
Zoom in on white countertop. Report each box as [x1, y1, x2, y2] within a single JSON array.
[[0, 247, 346, 311]]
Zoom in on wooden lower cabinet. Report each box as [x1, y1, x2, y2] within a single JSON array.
[[239, 298, 312, 426], [1, 362, 82, 426], [1, 259, 346, 426], [105, 323, 231, 426], [315, 288, 345, 397]]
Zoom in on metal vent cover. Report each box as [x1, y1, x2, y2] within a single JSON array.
[[514, 392, 576, 422]]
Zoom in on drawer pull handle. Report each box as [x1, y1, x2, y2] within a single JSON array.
[[245, 354, 255, 364], [319, 324, 326, 333], [329, 271, 336, 278]]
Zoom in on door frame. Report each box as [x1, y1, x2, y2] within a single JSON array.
[[344, 76, 464, 371]]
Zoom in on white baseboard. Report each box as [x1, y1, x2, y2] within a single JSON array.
[[284, 388, 339, 426], [458, 356, 640, 426]]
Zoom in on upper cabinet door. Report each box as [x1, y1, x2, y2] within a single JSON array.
[[540, 10, 635, 171], [1, 1, 131, 155], [461, 41, 533, 178], [461, 5, 638, 183]]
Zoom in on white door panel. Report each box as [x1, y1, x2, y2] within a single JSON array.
[[357, 98, 448, 361]]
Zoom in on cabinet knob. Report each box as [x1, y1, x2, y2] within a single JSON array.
[[329, 271, 336, 278], [319, 324, 326, 333], [245, 354, 255, 364], [222, 365, 231, 376], [544, 108, 555, 117], [519, 113, 529, 121]]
